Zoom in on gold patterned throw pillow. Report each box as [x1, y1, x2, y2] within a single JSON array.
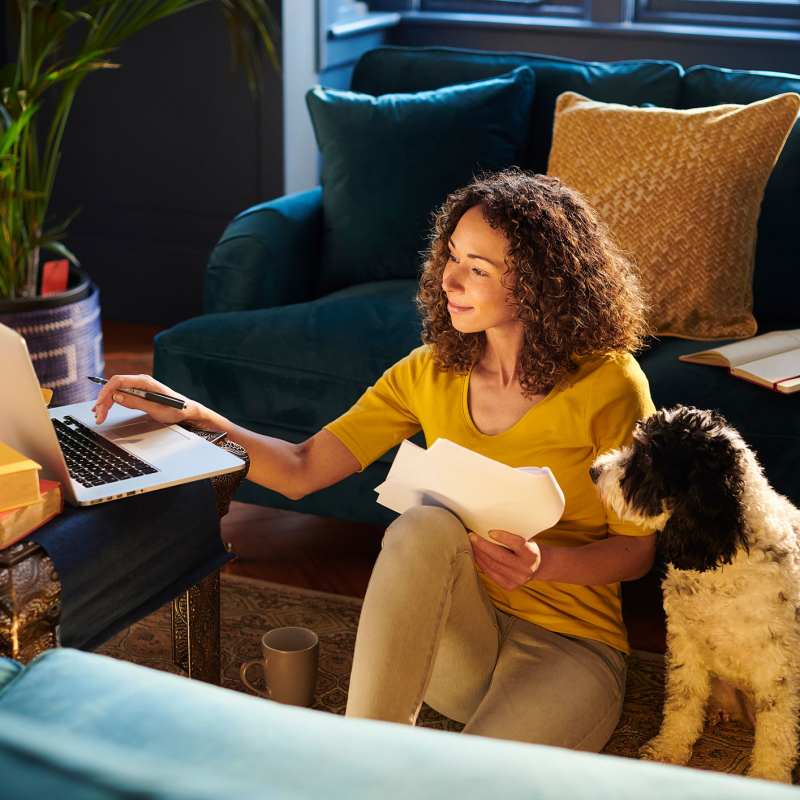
[[547, 90, 800, 340]]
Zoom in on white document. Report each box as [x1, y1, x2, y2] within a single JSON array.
[[375, 438, 565, 544]]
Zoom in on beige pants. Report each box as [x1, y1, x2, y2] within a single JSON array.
[[345, 506, 627, 751]]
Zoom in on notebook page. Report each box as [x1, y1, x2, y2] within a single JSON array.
[[736, 348, 800, 382], [681, 329, 800, 367]]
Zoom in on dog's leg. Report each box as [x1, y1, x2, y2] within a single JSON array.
[[746, 678, 799, 783], [640, 632, 710, 766]]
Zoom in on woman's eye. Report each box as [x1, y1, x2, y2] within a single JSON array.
[[472, 267, 487, 277], [447, 252, 458, 264]]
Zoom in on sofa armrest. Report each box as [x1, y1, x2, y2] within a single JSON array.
[[204, 187, 323, 313], [1, 649, 790, 800]]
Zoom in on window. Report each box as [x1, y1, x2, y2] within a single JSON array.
[[635, 0, 800, 30], [422, 0, 800, 28], [420, 0, 586, 21]]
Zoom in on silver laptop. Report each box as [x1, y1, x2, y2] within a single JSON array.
[[0, 322, 245, 506]]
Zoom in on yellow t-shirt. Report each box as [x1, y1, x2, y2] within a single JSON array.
[[324, 344, 656, 653]]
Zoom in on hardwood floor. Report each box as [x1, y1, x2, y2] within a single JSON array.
[[220, 502, 381, 598], [102, 319, 666, 653]]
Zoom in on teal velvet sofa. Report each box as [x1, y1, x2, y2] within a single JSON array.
[[1, 647, 796, 798], [154, 46, 800, 526]]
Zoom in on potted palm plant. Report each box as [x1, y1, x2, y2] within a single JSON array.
[[0, 1, 277, 404]]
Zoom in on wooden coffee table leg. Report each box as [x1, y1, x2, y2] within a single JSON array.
[[171, 569, 221, 684], [169, 433, 247, 684], [0, 541, 61, 663]]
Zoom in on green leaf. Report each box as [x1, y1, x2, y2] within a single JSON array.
[[0, 103, 38, 154], [42, 205, 84, 239], [40, 239, 80, 266], [46, 59, 121, 83]]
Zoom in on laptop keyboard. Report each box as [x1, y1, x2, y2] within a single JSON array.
[[53, 415, 158, 488]]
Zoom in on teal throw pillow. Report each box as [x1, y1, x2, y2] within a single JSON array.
[[306, 66, 536, 293]]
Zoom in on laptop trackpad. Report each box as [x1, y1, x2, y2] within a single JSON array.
[[107, 418, 192, 460]]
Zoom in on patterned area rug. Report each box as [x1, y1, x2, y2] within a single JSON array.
[[97, 573, 756, 776]]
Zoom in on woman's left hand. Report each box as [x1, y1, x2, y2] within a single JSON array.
[[469, 530, 543, 591]]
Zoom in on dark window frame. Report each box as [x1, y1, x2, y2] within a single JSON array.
[[420, 0, 588, 20], [421, 0, 800, 29], [636, 0, 800, 30]]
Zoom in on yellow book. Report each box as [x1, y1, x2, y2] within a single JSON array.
[[0, 442, 42, 512], [0, 479, 62, 548]]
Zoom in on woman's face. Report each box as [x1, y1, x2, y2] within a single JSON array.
[[441, 204, 519, 335]]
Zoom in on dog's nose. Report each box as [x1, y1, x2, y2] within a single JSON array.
[[589, 465, 601, 484]]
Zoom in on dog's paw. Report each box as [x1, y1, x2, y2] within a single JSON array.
[[639, 736, 691, 765]]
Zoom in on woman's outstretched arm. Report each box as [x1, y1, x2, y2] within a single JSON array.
[[216, 423, 361, 500], [93, 374, 361, 501]]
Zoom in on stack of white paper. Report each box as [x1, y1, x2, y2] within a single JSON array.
[[375, 438, 565, 543]]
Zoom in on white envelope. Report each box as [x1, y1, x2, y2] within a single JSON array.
[[375, 438, 565, 543]]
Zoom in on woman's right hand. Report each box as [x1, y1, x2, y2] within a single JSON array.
[[92, 374, 207, 428]]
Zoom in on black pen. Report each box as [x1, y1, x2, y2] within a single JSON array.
[[87, 376, 187, 411]]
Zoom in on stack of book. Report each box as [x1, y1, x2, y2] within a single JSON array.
[[0, 442, 62, 550]]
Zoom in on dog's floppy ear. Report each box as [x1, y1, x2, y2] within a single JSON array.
[[658, 420, 748, 572]]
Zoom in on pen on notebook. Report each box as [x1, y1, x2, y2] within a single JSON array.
[[87, 376, 187, 411]]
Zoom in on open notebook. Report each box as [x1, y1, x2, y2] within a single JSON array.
[[374, 438, 565, 544], [678, 329, 800, 394]]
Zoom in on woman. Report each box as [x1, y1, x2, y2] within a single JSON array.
[[94, 169, 657, 751]]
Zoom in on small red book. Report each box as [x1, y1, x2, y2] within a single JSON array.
[[40, 259, 69, 295], [0, 479, 63, 550]]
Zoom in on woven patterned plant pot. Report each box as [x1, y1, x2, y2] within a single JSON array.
[[0, 266, 104, 407]]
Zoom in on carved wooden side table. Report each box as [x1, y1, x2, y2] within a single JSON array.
[[0, 433, 248, 685], [0, 541, 60, 664]]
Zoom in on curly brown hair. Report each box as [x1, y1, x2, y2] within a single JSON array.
[[416, 168, 650, 398]]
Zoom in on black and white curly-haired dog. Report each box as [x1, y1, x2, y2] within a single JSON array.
[[590, 405, 800, 783]]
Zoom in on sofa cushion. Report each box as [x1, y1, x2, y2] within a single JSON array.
[[2, 648, 791, 800], [547, 90, 800, 340], [306, 66, 535, 293], [351, 46, 683, 174], [638, 337, 800, 503], [154, 280, 422, 450], [681, 65, 800, 333]]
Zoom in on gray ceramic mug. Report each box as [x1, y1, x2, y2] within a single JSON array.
[[240, 626, 319, 707]]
